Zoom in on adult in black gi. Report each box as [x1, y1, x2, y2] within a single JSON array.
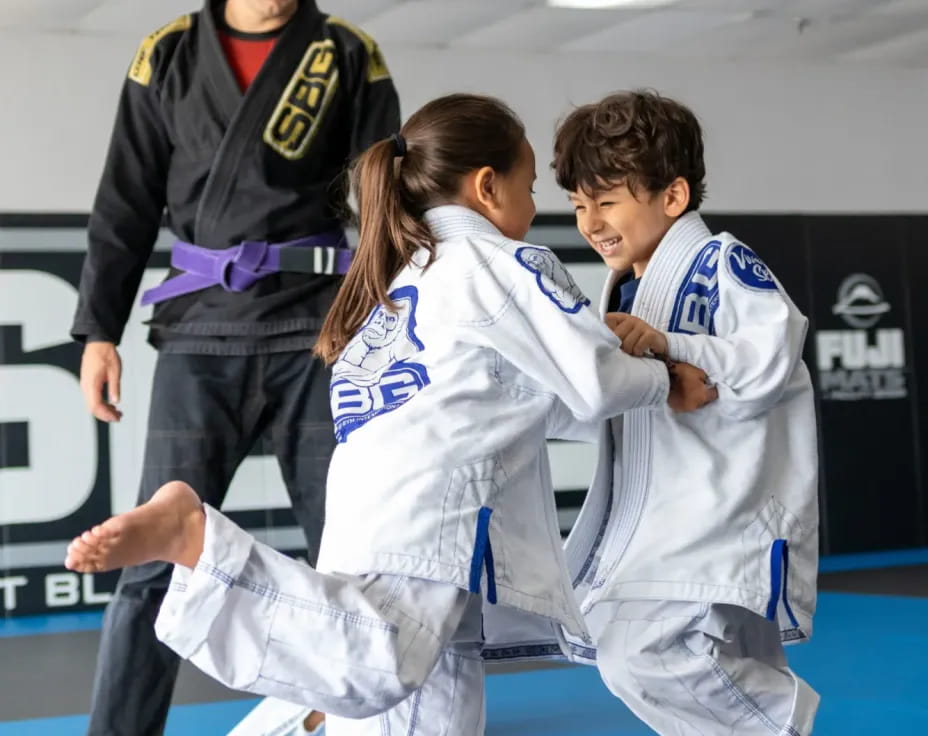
[[71, 1, 400, 733]]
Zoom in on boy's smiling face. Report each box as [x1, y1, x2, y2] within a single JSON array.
[[569, 178, 688, 278]]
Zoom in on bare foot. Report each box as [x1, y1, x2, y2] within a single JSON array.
[[303, 711, 326, 733], [64, 481, 205, 573]]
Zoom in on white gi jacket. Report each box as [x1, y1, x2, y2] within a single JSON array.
[[316, 205, 669, 637], [563, 211, 819, 651], [483, 212, 819, 663]]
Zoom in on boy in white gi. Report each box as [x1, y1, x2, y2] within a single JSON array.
[[554, 90, 821, 735], [63, 93, 716, 736]]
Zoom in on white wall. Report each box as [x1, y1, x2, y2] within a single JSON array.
[[1, 29, 927, 213]]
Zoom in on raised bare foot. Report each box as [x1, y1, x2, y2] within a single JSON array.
[[64, 481, 205, 573]]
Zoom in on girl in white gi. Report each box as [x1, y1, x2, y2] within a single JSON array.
[[553, 90, 820, 735], [63, 93, 716, 736]]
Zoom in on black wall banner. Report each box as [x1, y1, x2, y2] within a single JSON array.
[[1, 213, 926, 616], [805, 218, 922, 555]]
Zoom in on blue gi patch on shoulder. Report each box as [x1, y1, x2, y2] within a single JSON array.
[[515, 246, 591, 314], [669, 240, 721, 335], [727, 243, 778, 291], [330, 285, 431, 443]]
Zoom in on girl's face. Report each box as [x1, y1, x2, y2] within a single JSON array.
[[462, 138, 537, 241], [490, 139, 538, 241]]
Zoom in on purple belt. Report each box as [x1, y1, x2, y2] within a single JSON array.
[[141, 229, 351, 306]]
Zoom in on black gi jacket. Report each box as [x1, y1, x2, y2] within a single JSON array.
[[71, 0, 400, 354]]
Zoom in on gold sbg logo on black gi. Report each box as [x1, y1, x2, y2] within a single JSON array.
[[264, 40, 339, 161]]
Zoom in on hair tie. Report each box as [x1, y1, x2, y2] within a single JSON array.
[[390, 133, 408, 157]]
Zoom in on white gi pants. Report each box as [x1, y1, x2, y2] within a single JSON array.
[[593, 601, 819, 736], [154, 506, 486, 736]]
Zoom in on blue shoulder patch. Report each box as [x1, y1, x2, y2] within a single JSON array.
[[727, 243, 778, 292], [515, 246, 591, 314], [669, 240, 721, 335]]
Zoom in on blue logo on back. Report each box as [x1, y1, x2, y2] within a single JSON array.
[[728, 243, 777, 292], [515, 246, 590, 314], [330, 285, 431, 443]]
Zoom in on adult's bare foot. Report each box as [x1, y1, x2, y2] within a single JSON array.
[[64, 481, 205, 573]]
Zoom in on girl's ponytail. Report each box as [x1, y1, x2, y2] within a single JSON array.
[[315, 138, 431, 364], [315, 94, 526, 364]]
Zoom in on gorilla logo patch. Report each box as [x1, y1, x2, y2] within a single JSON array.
[[515, 246, 591, 314]]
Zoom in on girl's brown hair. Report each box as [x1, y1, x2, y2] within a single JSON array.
[[314, 93, 525, 364]]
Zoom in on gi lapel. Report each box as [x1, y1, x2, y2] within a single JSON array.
[[632, 212, 715, 331], [193, 0, 328, 243], [598, 269, 623, 320], [588, 218, 712, 589], [199, 0, 244, 119]]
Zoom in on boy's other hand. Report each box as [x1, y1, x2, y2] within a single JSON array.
[[666, 361, 718, 413], [606, 313, 668, 357]]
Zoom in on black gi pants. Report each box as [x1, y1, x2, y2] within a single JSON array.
[[87, 350, 335, 735]]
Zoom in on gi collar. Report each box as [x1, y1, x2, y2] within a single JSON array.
[[653, 210, 714, 265], [628, 210, 718, 331], [423, 205, 504, 241]]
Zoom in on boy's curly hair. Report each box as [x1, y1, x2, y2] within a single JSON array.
[[553, 90, 706, 211]]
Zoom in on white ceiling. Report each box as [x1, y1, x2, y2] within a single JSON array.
[[1, 0, 926, 66]]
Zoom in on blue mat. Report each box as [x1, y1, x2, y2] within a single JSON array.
[[1, 592, 926, 735], [0, 700, 259, 735], [0, 611, 103, 639]]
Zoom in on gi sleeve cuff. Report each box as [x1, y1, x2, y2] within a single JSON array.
[[644, 356, 671, 408], [664, 332, 692, 365]]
